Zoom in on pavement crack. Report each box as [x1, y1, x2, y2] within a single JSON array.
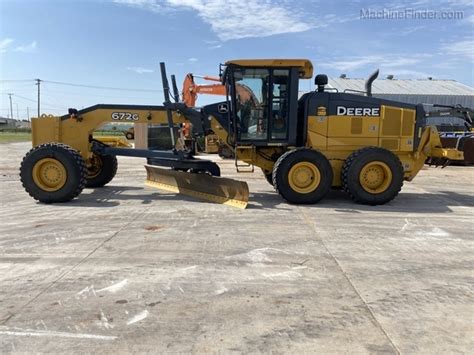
[[0, 210, 146, 326], [298, 207, 401, 355]]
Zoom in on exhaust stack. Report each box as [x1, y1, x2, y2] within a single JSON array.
[[365, 69, 379, 97]]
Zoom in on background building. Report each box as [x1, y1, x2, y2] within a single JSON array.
[[0, 117, 31, 130]]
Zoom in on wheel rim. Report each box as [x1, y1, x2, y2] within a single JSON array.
[[288, 162, 321, 194], [359, 161, 392, 193], [32, 158, 67, 192], [87, 154, 103, 179]]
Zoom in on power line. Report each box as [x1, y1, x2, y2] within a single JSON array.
[[41, 87, 159, 99], [0, 108, 33, 111], [42, 80, 163, 93], [1, 78, 163, 93], [0, 83, 36, 89], [11, 93, 67, 111], [0, 79, 35, 83], [10, 93, 36, 103], [0, 107, 63, 112]]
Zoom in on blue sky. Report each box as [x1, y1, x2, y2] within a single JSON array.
[[0, 0, 473, 118]]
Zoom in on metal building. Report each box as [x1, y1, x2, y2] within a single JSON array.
[[0, 117, 19, 130]]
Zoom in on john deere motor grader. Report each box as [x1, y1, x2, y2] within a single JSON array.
[[20, 60, 467, 208]]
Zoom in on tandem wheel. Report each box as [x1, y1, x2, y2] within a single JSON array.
[[342, 147, 404, 205]]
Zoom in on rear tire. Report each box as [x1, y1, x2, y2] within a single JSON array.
[[342, 147, 404, 205], [273, 148, 333, 204], [20, 143, 87, 203], [86, 154, 118, 188]]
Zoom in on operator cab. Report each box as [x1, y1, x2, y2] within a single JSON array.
[[223, 59, 313, 146]]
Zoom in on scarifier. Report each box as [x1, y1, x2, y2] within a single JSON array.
[[20, 59, 469, 208]]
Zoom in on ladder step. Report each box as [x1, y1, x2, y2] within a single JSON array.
[[235, 145, 255, 173]]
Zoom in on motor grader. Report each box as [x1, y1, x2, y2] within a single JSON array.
[[20, 60, 467, 208]]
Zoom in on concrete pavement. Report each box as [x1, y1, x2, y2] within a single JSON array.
[[0, 142, 472, 353]]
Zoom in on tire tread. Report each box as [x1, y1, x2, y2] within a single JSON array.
[[20, 143, 87, 203], [341, 146, 403, 205]]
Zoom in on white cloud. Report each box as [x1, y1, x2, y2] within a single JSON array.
[[0, 38, 14, 53], [443, 0, 474, 7], [114, 0, 314, 41], [1, 39, 37, 53], [320, 56, 381, 71], [383, 69, 431, 78], [112, 0, 164, 12], [209, 44, 222, 49], [398, 26, 426, 36], [188, 57, 198, 62], [320, 54, 431, 72], [13, 41, 37, 53], [440, 38, 474, 60], [382, 57, 428, 67], [126, 66, 154, 74], [169, 0, 313, 41]]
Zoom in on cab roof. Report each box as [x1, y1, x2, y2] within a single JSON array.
[[225, 59, 313, 79]]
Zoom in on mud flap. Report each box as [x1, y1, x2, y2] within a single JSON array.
[[144, 165, 249, 209]]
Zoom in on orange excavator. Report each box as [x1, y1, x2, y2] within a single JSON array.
[[181, 73, 256, 157], [182, 74, 225, 108], [181, 73, 257, 107]]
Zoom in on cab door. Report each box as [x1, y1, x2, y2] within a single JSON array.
[[230, 66, 298, 146]]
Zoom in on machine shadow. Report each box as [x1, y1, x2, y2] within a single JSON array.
[[249, 189, 473, 213], [64, 185, 201, 207], [60, 185, 473, 213]]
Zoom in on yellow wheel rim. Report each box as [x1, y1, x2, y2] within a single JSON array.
[[87, 154, 103, 179], [32, 158, 67, 192], [288, 162, 321, 194], [359, 161, 392, 194]]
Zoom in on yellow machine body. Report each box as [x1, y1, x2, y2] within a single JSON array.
[[23, 59, 464, 207], [31, 107, 185, 161], [209, 108, 463, 188]]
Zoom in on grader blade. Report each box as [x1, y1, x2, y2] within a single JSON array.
[[145, 165, 249, 209]]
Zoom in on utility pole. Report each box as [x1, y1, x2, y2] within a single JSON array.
[[35, 79, 41, 117], [27, 107, 30, 121], [8, 93, 13, 119], [16, 103, 19, 120]]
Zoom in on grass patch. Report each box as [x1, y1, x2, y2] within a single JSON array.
[[0, 131, 32, 143], [93, 130, 126, 136]]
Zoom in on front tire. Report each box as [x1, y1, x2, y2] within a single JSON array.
[[20, 143, 87, 203], [273, 148, 333, 204], [86, 153, 118, 188], [342, 147, 404, 205]]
